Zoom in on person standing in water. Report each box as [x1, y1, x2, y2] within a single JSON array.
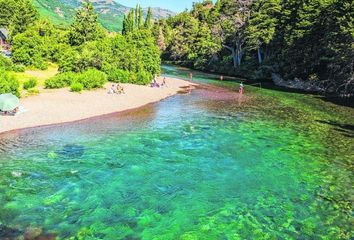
[[189, 72, 193, 81], [220, 75, 224, 81], [239, 82, 244, 94]]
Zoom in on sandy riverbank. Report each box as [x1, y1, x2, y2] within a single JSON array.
[[0, 77, 196, 134]]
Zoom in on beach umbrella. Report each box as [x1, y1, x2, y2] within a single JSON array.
[[0, 93, 19, 111]]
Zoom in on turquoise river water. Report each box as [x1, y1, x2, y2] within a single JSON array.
[[0, 65, 353, 239]]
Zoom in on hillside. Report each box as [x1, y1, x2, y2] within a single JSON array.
[[33, 0, 175, 32]]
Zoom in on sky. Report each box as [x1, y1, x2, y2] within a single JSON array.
[[116, 0, 202, 12]]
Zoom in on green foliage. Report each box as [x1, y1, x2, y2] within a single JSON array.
[[135, 71, 152, 85], [8, 0, 39, 37], [11, 29, 47, 69], [12, 65, 26, 72], [5, 0, 162, 89], [0, 55, 13, 71], [144, 7, 153, 29], [107, 69, 131, 83], [123, 5, 154, 35], [0, 0, 17, 28], [127, 30, 161, 75], [70, 82, 83, 92], [122, 10, 135, 35], [161, 0, 354, 95], [58, 47, 80, 73], [23, 78, 37, 90], [26, 87, 39, 96], [76, 68, 107, 89], [0, 69, 20, 96], [45, 72, 77, 89], [68, 0, 105, 46]]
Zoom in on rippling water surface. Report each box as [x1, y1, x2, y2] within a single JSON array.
[[0, 65, 353, 239]]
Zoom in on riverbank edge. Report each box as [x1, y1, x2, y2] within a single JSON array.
[[0, 77, 197, 136]]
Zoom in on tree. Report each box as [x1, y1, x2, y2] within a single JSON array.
[[11, 29, 47, 69], [0, 0, 16, 27], [144, 7, 153, 29], [122, 10, 135, 35], [138, 5, 144, 29], [68, 0, 105, 46], [9, 0, 38, 38], [156, 27, 166, 51], [245, 0, 281, 64], [213, 0, 254, 68]]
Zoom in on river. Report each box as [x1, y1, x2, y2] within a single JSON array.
[[0, 65, 353, 239]]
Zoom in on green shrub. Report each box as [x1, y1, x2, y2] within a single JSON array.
[[0, 70, 20, 97], [77, 69, 107, 89], [135, 71, 152, 85], [45, 72, 77, 89], [0, 55, 13, 71], [26, 88, 40, 96], [13, 64, 26, 72], [36, 61, 49, 70], [107, 69, 130, 83], [23, 78, 37, 90], [70, 82, 83, 92]]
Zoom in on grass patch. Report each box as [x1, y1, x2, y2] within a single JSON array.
[[13, 63, 59, 92]]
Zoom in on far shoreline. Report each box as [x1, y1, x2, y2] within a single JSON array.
[[0, 77, 197, 135]]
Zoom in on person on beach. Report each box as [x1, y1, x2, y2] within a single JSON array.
[[161, 77, 167, 87], [151, 77, 160, 88], [116, 84, 125, 94], [108, 84, 115, 94]]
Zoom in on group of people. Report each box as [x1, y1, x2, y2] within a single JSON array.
[[108, 84, 125, 94], [1, 107, 19, 116], [151, 76, 167, 88]]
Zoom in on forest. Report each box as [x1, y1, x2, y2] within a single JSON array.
[[155, 0, 354, 96], [0, 0, 353, 97]]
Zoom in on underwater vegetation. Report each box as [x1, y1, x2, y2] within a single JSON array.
[[0, 67, 353, 239]]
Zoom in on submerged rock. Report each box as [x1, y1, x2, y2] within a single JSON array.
[[0, 225, 23, 239], [58, 144, 85, 158], [24, 227, 42, 240]]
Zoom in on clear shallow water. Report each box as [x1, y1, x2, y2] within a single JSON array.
[[0, 65, 353, 239]]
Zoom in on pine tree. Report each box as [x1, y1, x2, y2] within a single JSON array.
[[9, 0, 38, 38], [68, 0, 104, 45]]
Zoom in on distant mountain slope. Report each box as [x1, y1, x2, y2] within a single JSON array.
[[33, 0, 175, 32]]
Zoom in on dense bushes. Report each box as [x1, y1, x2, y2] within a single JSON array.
[[45, 69, 107, 89], [0, 55, 13, 71], [70, 82, 83, 92], [76, 69, 107, 89], [23, 78, 37, 90], [0, 69, 20, 97], [11, 29, 48, 69], [107, 69, 130, 83], [45, 72, 77, 89], [136, 71, 153, 85]]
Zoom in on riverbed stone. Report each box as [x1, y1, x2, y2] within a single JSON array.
[[24, 227, 42, 240]]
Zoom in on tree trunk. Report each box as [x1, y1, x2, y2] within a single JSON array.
[[257, 48, 262, 64], [223, 44, 237, 68]]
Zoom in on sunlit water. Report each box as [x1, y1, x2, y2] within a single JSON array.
[[0, 65, 353, 239]]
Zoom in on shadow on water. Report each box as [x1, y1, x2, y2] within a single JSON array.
[[317, 120, 354, 138]]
